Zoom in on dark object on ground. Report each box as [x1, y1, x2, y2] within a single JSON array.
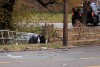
[[28, 34, 46, 44], [29, 35, 38, 44], [39, 35, 46, 43]]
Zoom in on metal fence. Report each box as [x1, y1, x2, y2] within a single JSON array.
[[1, 27, 100, 45], [0, 30, 28, 45], [68, 27, 100, 45]]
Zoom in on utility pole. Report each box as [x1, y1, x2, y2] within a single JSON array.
[[97, 0, 99, 5], [82, 0, 88, 24], [63, 0, 68, 46], [82, 0, 91, 24]]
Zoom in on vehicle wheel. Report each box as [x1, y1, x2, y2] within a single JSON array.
[[72, 21, 75, 26], [93, 17, 99, 26], [86, 22, 89, 26], [72, 19, 76, 26]]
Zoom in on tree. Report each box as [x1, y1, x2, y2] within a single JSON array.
[[36, 0, 63, 12], [0, 0, 15, 30]]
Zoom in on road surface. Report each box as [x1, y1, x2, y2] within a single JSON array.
[[39, 22, 100, 29], [0, 46, 100, 67], [39, 23, 73, 29]]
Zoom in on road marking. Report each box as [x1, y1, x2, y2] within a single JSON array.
[[0, 61, 26, 64], [0, 58, 76, 64], [0, 56, 100, 64], [87, 66, 100, 67], [68, 52, 83, 54], [54, 58, 76, 61], [0, 62, 11, 64], [80, 57, 100, 60], [14, 61, 25, 63]]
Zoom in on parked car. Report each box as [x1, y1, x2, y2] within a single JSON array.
[[72, 3, 100, 26]]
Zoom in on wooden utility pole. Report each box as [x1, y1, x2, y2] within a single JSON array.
[[82, 0, 88, 24], [63, 0, 68, 46], [82, 0, 92, 24]]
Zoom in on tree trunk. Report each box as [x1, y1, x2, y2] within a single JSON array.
[[0, 0, 15, 30]]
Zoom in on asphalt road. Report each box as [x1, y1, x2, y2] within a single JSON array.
[[0, 46, 100, 67], [40, 22, 100, 29], [39, 23, 73, 29]]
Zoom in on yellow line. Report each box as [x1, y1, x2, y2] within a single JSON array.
[[0, 58, 75, 64], [0, 62, 11, 64], [80, 57, 100, 60], [0, 61, 26, 64], [86, 66, 100, 67], [13, 61, 26, 63]]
